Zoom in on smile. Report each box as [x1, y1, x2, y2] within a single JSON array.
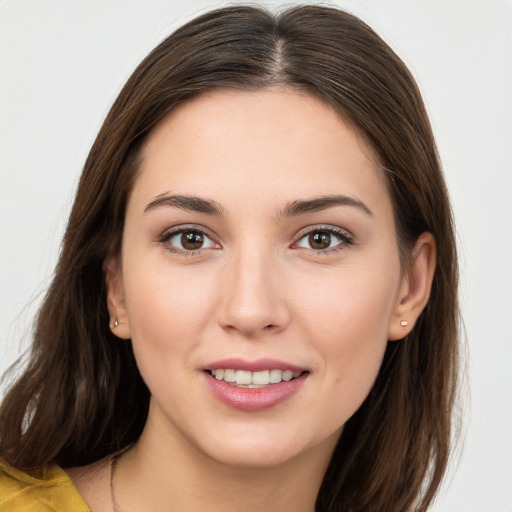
[[203, 359, 309, 412], [208, 369, 303, 388]]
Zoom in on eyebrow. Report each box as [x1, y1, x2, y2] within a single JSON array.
[[143, 193, 372, 218], [280, 195, 373, 217], [144, 193, 225, 216]]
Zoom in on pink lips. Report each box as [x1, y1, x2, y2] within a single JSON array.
[[202, 358, 308, 412]]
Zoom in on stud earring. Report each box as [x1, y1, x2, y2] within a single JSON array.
[[400, 320, 408, 327], [110, 317, 119, 329]]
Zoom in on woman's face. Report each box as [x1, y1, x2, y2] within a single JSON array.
[[108, 88, 407, 468]]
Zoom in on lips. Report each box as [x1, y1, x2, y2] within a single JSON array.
[[202, 358, 309, 412]]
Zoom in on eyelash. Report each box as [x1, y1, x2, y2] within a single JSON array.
[[157, 225, 354, 256], [294, 225, 354, 255], [158, 225, 219, 256]]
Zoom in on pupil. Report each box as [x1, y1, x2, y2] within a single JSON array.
[[310, 232, 331, 250], [182, 231, 203, 250]]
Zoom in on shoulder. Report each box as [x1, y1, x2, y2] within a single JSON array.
[[0, 460, 91, 512]]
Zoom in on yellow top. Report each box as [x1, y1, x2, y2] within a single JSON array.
[[0, 461, 90, 512]]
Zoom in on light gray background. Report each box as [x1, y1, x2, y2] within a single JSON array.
[[1, 1, 511, 510]]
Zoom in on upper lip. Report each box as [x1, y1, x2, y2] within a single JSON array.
[[203, 358, 307, 373]]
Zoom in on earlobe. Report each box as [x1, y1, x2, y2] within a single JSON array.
[[388, 232, 436, 341], [104, 256, 131, 340]]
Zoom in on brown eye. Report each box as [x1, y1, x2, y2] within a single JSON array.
[[181, 230, 204, 250], [308, 231, 331, 250], [163, 228, 218, 253], [295, 227, 351, 252]]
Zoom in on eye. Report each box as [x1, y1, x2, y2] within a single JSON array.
[[295, 227, 352, 252], [161, 228, 218, 253]]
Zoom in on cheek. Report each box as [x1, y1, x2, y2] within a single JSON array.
[[121, 256, 218, 375], [297, 260, 398, 341], [296, 263, 399, 401]]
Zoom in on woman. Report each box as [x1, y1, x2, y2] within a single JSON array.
[[0, 5, 459, 511]]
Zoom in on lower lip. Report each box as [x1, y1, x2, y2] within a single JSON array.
[[204, 372, 307, 412]]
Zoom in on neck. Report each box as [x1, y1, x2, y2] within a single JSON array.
[[114, 414, 337, 512]]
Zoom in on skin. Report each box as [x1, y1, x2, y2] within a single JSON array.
[[68, 88, 436, 512]]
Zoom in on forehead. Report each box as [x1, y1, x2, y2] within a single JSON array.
[[131, 88, 391, 216]]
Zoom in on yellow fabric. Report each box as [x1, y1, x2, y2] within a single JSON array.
[[0, 462, 90, 512]]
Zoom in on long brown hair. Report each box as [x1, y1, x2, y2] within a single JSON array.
[[0, 5, 459, 511]]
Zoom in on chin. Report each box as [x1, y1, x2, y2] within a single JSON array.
[[196, 425, 341, 471], [208, 443, 306, 469]]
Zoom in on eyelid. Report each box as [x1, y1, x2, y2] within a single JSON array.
[[292, 225, 354, 252], [158, 224, 221, 254]]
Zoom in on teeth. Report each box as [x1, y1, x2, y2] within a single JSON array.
[[269, 369, 282, 384], [252, 370, 270, 385], [210, 368, 302, 387], [282, 370, 294, 381], [223, 369, 236, 383], [235, 370, 252, 385]]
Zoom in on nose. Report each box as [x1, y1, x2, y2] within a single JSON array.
[[217, 247, 290, 338]]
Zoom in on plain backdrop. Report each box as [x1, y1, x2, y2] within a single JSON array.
[[1, 1, 511, 510]]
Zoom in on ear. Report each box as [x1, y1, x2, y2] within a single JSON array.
[[104, 255, 131, 340], [388, 232, 436, 341]]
